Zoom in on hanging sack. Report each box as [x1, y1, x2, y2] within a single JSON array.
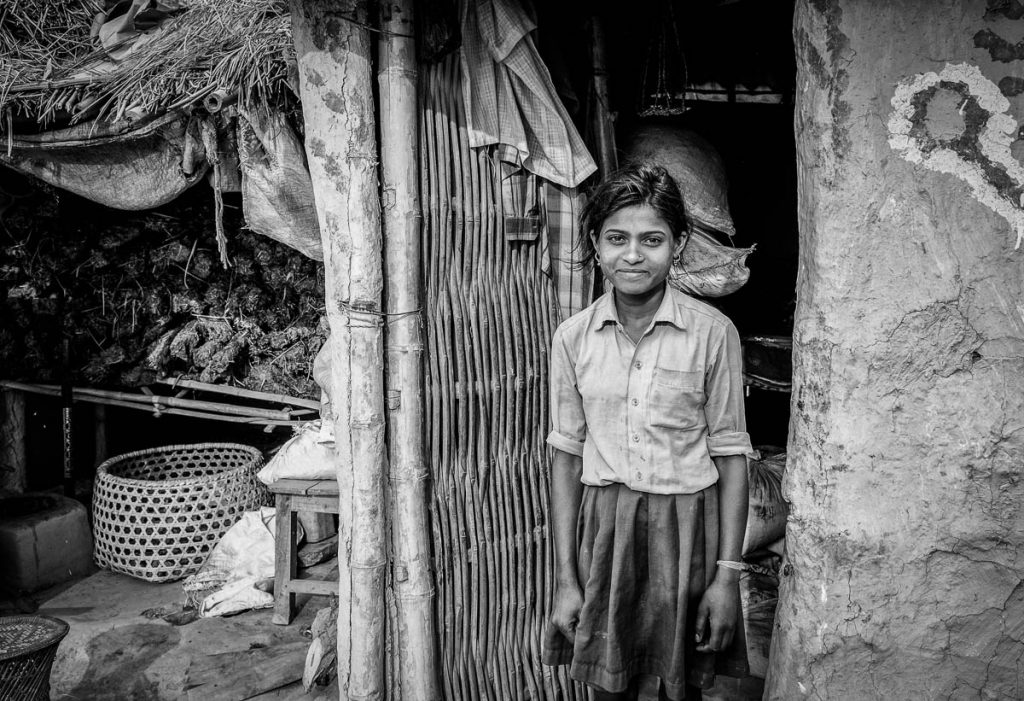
[[1, 112, 207, 210], [624, 123, 736, 236], [625, 124, 753, 297], [670, 228, 753, 298], [237, 108, 322, 261]]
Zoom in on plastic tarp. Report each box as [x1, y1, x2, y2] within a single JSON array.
[[0, 111, 209, 210]]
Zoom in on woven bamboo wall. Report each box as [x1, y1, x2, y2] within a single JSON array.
[[420, 55, 585, 701]]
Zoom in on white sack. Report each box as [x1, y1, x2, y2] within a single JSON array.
[[257, 421, 336, 485]]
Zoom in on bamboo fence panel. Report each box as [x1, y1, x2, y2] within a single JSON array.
[[420, 55, 586, 701]]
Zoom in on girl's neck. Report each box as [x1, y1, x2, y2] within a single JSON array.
[[613, 283, 667, 326]]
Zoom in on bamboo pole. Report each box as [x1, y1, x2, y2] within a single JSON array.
[[93, 404, 108, 468], [0, 380, 309, 427], [377, 1, 441, 699], [1, 390, 27, 493], [289, 2, 387, 700], [156, 378, 321, 411], [0, 381, 294, 421], [588, 16, 618, 180]]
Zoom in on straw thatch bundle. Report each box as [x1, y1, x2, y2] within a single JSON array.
[[1, 0, 294, 127], [0, 1, 102, 110]]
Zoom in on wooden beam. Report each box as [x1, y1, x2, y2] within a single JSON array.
[[378, 1, 441, 699], [0, 390, 27, 492], [289, 1, 387, 699]]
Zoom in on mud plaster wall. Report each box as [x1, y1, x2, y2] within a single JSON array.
[[768, 1, 1024, 698]]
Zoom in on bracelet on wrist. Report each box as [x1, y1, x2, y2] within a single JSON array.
[[716, 560, 750, 572], [716, 559, 779, 578]]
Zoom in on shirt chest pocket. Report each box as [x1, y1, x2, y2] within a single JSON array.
[[648, 368, 705, 430]]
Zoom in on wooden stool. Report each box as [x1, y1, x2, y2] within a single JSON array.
[[268, 478, 339, 625]]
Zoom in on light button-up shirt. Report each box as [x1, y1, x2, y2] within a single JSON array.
[[547, 286, 753, 495]]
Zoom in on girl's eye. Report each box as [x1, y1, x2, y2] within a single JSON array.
[[606, 234, 626, 244], [643, 237, 665, 247]]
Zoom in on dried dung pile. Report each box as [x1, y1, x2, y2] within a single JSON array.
[[0, 173, 325, 398]]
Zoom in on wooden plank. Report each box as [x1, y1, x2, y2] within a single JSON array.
[[185, 640, 308, 700], [271, 478, 340, 497], [287, 495, 339, 514], [273, 495, 297, 625], [289, 578, 338, 597]]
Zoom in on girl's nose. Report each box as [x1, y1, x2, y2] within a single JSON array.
[[624, 242, 644, 263]]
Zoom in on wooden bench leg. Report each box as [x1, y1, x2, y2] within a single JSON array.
[[273, 494, 298, 625]]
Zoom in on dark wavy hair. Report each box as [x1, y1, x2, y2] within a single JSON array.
[[577, 162, 688, 266]]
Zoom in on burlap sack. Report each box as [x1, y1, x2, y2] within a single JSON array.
[[624, 123, 736, 236], [237, 108, 322, 261]]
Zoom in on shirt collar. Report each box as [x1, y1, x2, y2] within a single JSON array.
[[594, 285, 687, 331]]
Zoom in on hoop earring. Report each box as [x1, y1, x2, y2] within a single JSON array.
[[672, 253, 680, 263]]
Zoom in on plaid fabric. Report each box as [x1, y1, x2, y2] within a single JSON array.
[[459, 0, 597, 188], [500, 161, 541, 241], [542, 180, 594, 320]]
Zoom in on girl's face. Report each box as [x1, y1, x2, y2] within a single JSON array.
[[592, 204, 686, 299]]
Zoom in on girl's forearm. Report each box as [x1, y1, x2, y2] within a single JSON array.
[[551, 448, 585, 587], [711, 454, 749, 585]]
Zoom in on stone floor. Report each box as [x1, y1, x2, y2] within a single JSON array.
[[27, 568, 337, 701]]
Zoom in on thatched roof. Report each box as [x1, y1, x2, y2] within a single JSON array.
[[0, 0, 294, 128]]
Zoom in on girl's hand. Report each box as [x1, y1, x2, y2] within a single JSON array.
[[550, 582, 584, 643], [694, 579, 739, 653]]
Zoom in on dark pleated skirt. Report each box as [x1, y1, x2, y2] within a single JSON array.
[[542, 482, 748, 699]]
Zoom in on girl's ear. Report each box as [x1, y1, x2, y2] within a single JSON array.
[[674, 233, 689, 258]]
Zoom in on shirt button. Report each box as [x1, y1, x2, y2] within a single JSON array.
[[636, 471, 644, 480], [634, 361, 642, 370], [631, 398, 639, 406], [632, 434, 640, 442]]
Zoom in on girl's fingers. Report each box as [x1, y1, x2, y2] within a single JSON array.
[[694, 602, 709, 644], [706, 621, 734, 652], [557, 617, 576, 643]]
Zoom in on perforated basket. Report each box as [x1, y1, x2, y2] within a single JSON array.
[[0, 615, 69, 701], [92, 442, 268, 582]]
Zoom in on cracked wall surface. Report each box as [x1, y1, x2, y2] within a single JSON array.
[[768, 1, 1024, 698]]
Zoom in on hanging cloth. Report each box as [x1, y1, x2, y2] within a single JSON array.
[[459, 0, 597, 188]]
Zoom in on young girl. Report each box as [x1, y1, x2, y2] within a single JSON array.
[[542, 163, 751, 701]]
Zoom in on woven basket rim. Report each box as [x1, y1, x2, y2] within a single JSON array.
[[95, 442, 263, 488], [0, 614, 70, 661]]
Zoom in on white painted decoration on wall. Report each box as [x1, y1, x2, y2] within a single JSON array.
[[888, 62, 1024, 249]]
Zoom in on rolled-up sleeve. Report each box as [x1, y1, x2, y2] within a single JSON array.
[[704, 321, 754, 458], [547, 325, 586, 456]]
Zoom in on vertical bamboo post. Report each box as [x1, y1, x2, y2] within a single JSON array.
[[289, 2, 387, 699], [93, 404, 108, 468], [1, 390, 27, 492], [589, 15, 617, 180], [378, 1, 441, 699]]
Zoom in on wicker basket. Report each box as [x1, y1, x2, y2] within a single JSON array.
[[92, 442, 268, 582], [0, 615, 70, 701]]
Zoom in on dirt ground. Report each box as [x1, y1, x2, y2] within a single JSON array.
[[24, 568, 337, 700]]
